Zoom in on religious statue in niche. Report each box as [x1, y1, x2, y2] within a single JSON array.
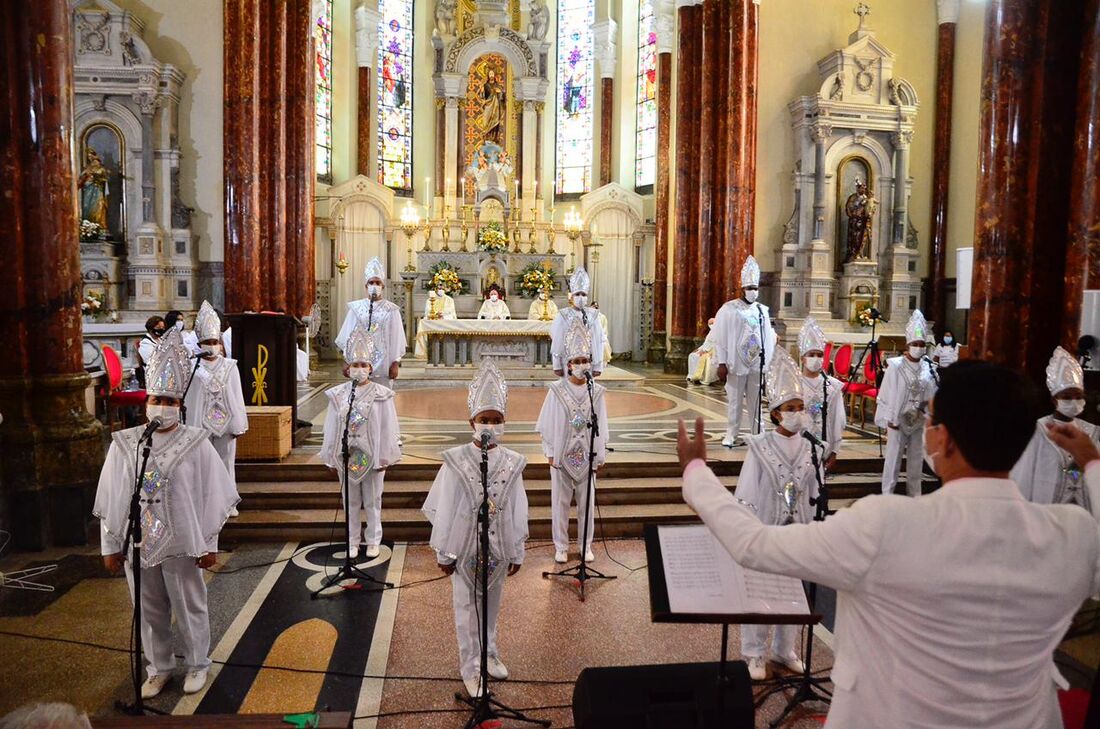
[[476, 67, 507, 145], [843, 179, 877, 263], [465, 54, 514, 198], [78, 125, 125, 240], [78, 148, 110, 230]]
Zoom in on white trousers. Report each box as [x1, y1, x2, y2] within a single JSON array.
[[124, 557, 211, 678], [208, 434, 237, 490], [742, 623, 800, 659], [725, 370, 763, 439], [882, 427, 924, 497], [550, 468, 596, 553], [452, 561, 506, 680], [339, 468, 385, 548]]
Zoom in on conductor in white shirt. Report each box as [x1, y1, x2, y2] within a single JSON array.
[[679, 361, 1100, 729]]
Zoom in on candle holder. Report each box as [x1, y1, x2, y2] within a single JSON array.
[[510, 207, 522, 254], [460, 206, 471, 252], [335, 251, 350, 275], [527, 226, 537, 255], [401, 205, 425, 268], [564, 208, 583, 273], [440, 203, 452, 252]]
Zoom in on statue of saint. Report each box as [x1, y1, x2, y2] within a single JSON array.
[[476, 69, 506, 145], [78, 147, 110, 230], [843, 180, 876, 263]]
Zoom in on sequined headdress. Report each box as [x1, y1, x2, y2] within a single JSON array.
[[905, 309, 930, 343], [364, 256, 386, 283], [195, 300, 221, 342], [468, 358, 508, 417], [569, 267, 591, 295], [740, 255, 761, 288], [798, 317, 826, 356], [1046, 346, 1084, 396], [145, 329, 191, 398], [343, 323, 382, 369], [564, 316, 592, 362], [766, 347, 804, 410]]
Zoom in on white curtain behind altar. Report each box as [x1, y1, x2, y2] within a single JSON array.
[[588, 209, 637, 357], [332, 200, 388, 338]]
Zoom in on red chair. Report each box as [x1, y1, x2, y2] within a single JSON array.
[[833, 344, 854, 389], [855, 350, 883, 427], [102, 345, 146, 430], [823, 341, 834, 375]]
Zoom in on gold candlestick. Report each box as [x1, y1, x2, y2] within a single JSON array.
[[527, 227, 537, 254], [460, 207, 470, 253]]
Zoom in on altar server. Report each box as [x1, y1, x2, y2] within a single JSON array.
[[799, 317, 846, 466], [334, 257, 407, 386], [875, 310, 938, 497], [423, 359, 529, 699], [550, 268, 606, 377], [477, 285, 512, 320], [93, 329, 238, 699], [536, 318, 609, 564], [184, 301, 249, 517], [735, 348, 816, 680], [713, 255, 776, 446], [527, 287, 559, 322], [319, 325, 402, 559], [424, 286, 458, 320], [1011, 346, 1099, 508], [687, 318, 720, 385]]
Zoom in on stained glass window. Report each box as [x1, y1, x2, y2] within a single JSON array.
[[377, 0, 414, 191], [314, 0, 333, 182], [555, 0, 595, 195], [635, 0, 658, 188]]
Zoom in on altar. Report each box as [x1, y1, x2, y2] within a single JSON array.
[[414, 319, 553, 370]]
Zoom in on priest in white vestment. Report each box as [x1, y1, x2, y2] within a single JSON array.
[[550, 268, 606, 377], [424, 287, 458, 320], [334, 257, 407, 386], [798, 317, 846, 466], [477, 286, 512, 320], [686, 318, 719, 385], [527, 288, 559, 321]]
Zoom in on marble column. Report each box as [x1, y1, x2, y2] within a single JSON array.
[[355, 3, 381, 177], [891, 132, 911, 246], [1063, 0, 1100, 347], [444, 96, 460, 204], [593, 19, 618, 188], [928, 0, 959, 329], [648, 31, 673, 363], [137, 103, 158, 222], [0, 0, 104, 549], [810, 126, 829, 241], [522, 100, 538, 214], [694, 0, 718, 331]]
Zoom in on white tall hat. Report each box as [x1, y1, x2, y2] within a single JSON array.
[[468, 358, 508, 418], [740, 255, 761, 288], [364, 256, 386, 283], [146, 329, 192, 399], [798, 317, 826, 356], [905, 309, 931, 343], [569, 267, 591, 295], [195, 300, 221, 342], [1046, 346, 1084, 396], [343, 323, 383, 369], [766, 347, 804, 410], [564, 316, 592, 362]]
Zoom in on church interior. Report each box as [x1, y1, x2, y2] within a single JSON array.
[[2, 0, 1100, 727]]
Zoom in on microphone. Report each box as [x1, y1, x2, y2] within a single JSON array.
[[192, 351, 216, 360], [479, 431, 492, 450], [583, 368, 593, 382], [139, 418, 163, 441], [801, 430, 825, 449]]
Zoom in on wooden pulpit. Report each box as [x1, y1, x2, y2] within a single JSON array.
[[227, 313, 299, 429]]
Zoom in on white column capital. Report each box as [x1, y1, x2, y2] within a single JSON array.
[[675, 0, 703, 8], [592, 19, 619, 79], [656, 0, 676, 54], [355, 3, 382, 68], [936, 0, 960, 24]]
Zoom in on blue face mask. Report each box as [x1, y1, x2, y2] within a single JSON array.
[[943, 337, 953, 345]]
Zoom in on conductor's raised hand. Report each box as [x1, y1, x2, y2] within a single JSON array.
[[677, 417, 708, 471], [1046, 421, 1100, 468]]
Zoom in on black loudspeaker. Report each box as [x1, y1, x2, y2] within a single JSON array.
[[572, 661, 755, 729]]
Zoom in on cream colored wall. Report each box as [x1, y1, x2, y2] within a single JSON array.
[[945, 1, 985, 279], [112, 0, 223, 263]]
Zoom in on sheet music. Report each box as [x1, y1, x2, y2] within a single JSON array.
[[657, 524, 810, 616]]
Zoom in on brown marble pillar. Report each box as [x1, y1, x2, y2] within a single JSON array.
[[724, 0, 759, 309], [693, 0, 717, 338], [600, 78, 614, 186], [358, 67, 372, 175], [1063, 0, 1100, 347], [666, 3, 701, 373], [648, 51, 673, 363], [928, 17, 957, 329], [706, 0, 730, 316], [0, 0, 104, 549], [224, 0, 315, 318]]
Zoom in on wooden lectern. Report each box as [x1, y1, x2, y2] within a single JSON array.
[[227, 313, 299, 430]]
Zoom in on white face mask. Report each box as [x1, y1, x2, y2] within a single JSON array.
[[743, 289, 758, 303], [573, 294, 587, 309], [175, 320, 185, 331], [779, 411, 807, 433], [909, 345, 926, 359], [570, 361, 591, 378], [540, 292, 548, 300], [201, 343, 222, 356], [348, 366, 371, 383], [474, 422, 504, 444], [367, 284, 382, 298], [1055, 399, 1086, 418], [437, 289, 446, 297], [804, 356, 823, 374], [490, 293, 499, 302], [146, 404, 179, 429]]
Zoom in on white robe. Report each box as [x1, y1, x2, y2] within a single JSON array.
[[802, 373, 847, 458], [874, 356, 937, 496], [320, 381, 402, 548], [597, 311, 613, 364], [334, 298, 407, 383], [1011, 415, 1100, 509], [93, 424, 238, 678], [423, 443, 528, 680], [424, 294, 458, 320], [184, 356, 249, 492], [712, 299, 776, 439], [477, 298, 512, 320], [687, 330, 719, 385], [223, 328, 233, 359], [535, 379, 610, 552], [549, 307, 607, 373], [528, 297, 559, 321]]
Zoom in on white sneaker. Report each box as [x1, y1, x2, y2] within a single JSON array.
[[746, 656, 767, 681], [182, 668, 208, 694], [364, 544, 380, 558], [140, 673, 171, 699], [348, 546, 359, 560], [584, 549, 595, 563], [487, 656, 509, 680], [777, 652, 806, 674], [721, 434, 736, 448], [463, 675, 484, 698], [229, 506, 239, 517], [554, 549, 568, 564]]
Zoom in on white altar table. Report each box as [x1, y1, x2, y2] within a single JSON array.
[[414, 319, 553, 368]]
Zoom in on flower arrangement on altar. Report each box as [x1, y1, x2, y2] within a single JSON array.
[[517, 261, 555, 299], [477, 221, 508, 253], [425, 261, 469, 294], [853, 302, 876, 328], [81, 289, 109, 321], [80, 219, 106, 242]]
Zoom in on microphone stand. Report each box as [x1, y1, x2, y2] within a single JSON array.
[[755, 303, 766, 436], [543, 370, 616, 601], [850, 311, 884, 457], [758, 436, 833, 727], [179, 356, 206, 425], [459, 434, 550, 728], [311, 377, 393, 599]]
